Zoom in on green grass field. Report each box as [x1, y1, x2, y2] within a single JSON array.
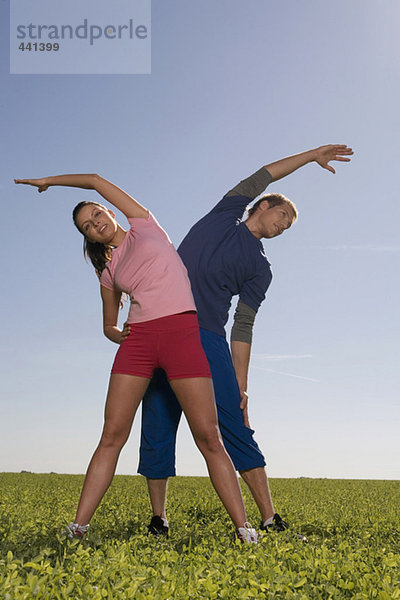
[[0, 473, 399, 599]]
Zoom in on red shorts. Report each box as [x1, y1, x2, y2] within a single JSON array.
[[111, 312, 212, 380]]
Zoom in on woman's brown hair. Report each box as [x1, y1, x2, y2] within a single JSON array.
[[72, 201, 113, 277]]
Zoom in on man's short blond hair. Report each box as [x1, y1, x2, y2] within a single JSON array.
[[246, 193, 298, 222]]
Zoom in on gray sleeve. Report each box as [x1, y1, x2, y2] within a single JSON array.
[[230, 300, 257, 344], [226, 167, 273, 200]]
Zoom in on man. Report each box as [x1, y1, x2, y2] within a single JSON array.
[[138, 144, 353, 537]]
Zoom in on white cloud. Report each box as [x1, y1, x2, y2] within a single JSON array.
[[310, 244, 400, 253], [251, 354, 318, 382], [252, 353, 313, 361], [252, 365, 319, 383]]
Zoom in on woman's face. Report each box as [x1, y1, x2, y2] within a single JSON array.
[[75, 204, 118, 244]]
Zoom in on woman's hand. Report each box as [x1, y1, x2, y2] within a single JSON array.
[[103, 322, 131, 344], [14, 178, 50, 193], [120, 321, 131, 343], [314, 144, 353, 174]]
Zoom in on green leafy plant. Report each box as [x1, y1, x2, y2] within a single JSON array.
[[0, 474, 399, 598]]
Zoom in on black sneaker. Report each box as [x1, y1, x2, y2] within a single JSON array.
[[261, 513, 307, 542], [147, 516, 169, 537]]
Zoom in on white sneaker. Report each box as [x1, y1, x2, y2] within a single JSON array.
[[62, 522, 89, 539], [237, 522, 258, 544]]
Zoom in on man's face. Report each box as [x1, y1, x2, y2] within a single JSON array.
[[258, 201, 295, 239]]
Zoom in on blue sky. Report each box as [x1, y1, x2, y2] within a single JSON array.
[[1, 0, 399, 480]]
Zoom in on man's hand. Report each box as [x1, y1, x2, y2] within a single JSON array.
[[14, 178, 50, 192], [231, 340, 252, 428], [314, 144, 353, 174], [239, 389, 250, 428]]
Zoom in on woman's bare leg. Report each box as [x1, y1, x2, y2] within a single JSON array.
[[75, 374, 150, 525], [168, 377, 247, 530]]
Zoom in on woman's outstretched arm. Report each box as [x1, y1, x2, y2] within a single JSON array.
[[14, 174, 148, 219]]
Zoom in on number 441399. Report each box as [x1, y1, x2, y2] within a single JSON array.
[[19, 42, 60, 51]]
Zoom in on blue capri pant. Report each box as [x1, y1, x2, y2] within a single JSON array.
[[138, 328, 266, 477]]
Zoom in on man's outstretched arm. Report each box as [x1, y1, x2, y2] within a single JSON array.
[[226, 143, 353, 199], [265, 144, 353, 181]]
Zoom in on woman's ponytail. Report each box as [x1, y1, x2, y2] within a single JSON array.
[[83, 238, 113, 278]]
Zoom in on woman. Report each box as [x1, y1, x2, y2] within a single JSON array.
[[14, 173, 257, 543]]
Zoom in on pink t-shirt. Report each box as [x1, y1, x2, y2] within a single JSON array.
[[100, 212, 196, 324]]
